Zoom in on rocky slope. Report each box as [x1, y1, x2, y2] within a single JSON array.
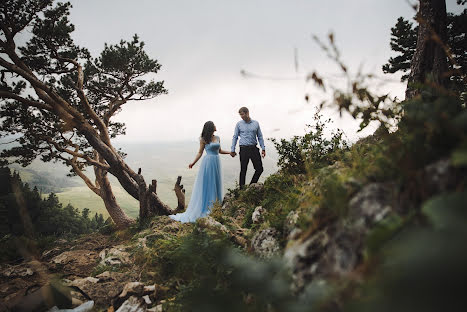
[[0, 157, 464, 312]]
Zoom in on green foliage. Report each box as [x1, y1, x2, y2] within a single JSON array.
[[382, 9, 467, 93], [344, 192, 467, 312], [0, 167, 106, 261], [270, 110, 349, 174], [396, 87, 464, 171], [0, 0, 167, 220], [161, 227, 331, 312], [382, 17, 418, 81], [261, 174, 300, 234], [315, 168, 349, 218]]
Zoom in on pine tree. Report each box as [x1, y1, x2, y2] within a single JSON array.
[[0, 1, 186, 228], [383, 3, 466, 96], [382, 17, 418, 81]]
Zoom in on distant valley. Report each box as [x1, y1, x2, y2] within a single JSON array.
[[8, 141, 279, 218]]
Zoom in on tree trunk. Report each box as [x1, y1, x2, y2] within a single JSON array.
[[95, 166, 136, 228], [406, 0, 448, 99], [138, 173, 186, 222]]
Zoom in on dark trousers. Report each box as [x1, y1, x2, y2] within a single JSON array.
[[239, 145, 263, 187]]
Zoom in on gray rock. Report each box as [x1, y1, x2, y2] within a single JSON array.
[[47, 300, 94, 312], [284, 182, 399, 293], [284, 226, 363, 293], [248, 182, 264, 192], [424, 158, 457, 194], [287, 228, 303, 241], [252, 206, 265, 224], [119, 282, 145, 299], [197, 216, 229, 233], [115, 296, 146, 312], [348, 182, 395, 230], [99, 245, 131, 266], [1, 264, 34, 277], [147, 304, 163, 312], [283, 210, 299, 236], [251, 228, 280, 258]]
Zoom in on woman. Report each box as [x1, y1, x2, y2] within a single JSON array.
[[170, 121, 230, 223]]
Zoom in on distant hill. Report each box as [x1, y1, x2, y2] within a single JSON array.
[[4, 141, 279, 218]]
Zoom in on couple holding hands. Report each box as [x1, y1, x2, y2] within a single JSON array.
[[170, 107, 266, 223]]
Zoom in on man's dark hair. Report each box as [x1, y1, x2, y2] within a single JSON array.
[[238, 107, 249, 113]]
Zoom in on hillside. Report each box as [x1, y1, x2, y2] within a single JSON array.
[[7, 141, 279, 218], [2, 91, 466, 311]]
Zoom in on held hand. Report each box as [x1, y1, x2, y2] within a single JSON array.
[[230, 152, 237, 158], [261, 150, 266, 158], [188, 163, 194, 169]]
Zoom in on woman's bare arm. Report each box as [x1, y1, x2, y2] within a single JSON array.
[[189, 140, 205, 168], [218, 136, 230, 154]]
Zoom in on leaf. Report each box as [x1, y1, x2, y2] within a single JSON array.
[[422, 191, 467, 233], [451, 147, 467, 167]]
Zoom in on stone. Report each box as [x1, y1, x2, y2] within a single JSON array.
[[197, 216, 228, 233], [283, 210, 299, 236], [251, 228, 280, 258], [348, 182, 395, 231], [119, 282, 145, 298], [248, 182, 264, 192], [283, 182, 400, 293], [1, 265, 34, 277], [68, 273, 133, 307], [142, 295, 151, 305], [115, 296, 146, 312], [99, 245, 131, 266], [42, 247, 63, 260], [287, 228, 303, 241], [424, 158, 457, 194], [70, 277, 99, 289], [251, 206, 265, 224], [147, 304, 163, 312], [284, 224, 366, 293], [49, 250, 100, 276], [47, 300, 95, 312]]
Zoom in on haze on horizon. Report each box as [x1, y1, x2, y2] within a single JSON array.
[[3, 0, 463, 147], [58, 0, 452, 145]]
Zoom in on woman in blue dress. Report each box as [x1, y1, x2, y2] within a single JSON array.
[[170, 121, 230, 223]]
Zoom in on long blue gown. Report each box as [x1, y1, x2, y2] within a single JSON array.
[[169, 139, 223, 223]]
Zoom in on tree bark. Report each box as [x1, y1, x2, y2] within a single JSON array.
[[406, 0, 448, 99], [138, 174, 186, 221], [1, 17, 185, 228], [95, 165, 135, 228]]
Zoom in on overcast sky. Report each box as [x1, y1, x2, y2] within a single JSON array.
[[25, 1, 467, 144]]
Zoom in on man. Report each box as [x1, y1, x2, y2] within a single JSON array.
[[230, 107, 266, 188]]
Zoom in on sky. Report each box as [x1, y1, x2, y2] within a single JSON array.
[[11, 0, 465, 144]]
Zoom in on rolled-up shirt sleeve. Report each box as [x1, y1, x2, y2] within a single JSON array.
[[257, 122, 265, 150], [231, 123, 240, 152]]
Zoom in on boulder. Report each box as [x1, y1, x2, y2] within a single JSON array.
[[285, 182, 398, 293], [347, 182, 396, 231], [115, 296, 146, 312], [283, 210, 299, 236], [424, 158, 458, 195], [197, 216, 228, 233], [248, 182, 264, 192], [49, 250, 100, 276], [66, 272, 136, 307], [99, 245, 131, 266], [251, 228, 280, 258], [251, 206, 265, 224]]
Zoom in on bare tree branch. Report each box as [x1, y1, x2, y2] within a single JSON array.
[[45, 137, 110, 170], [0, 90, 53, 110]]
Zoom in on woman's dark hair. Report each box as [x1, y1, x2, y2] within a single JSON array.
[[201, 121, 215, 143]]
